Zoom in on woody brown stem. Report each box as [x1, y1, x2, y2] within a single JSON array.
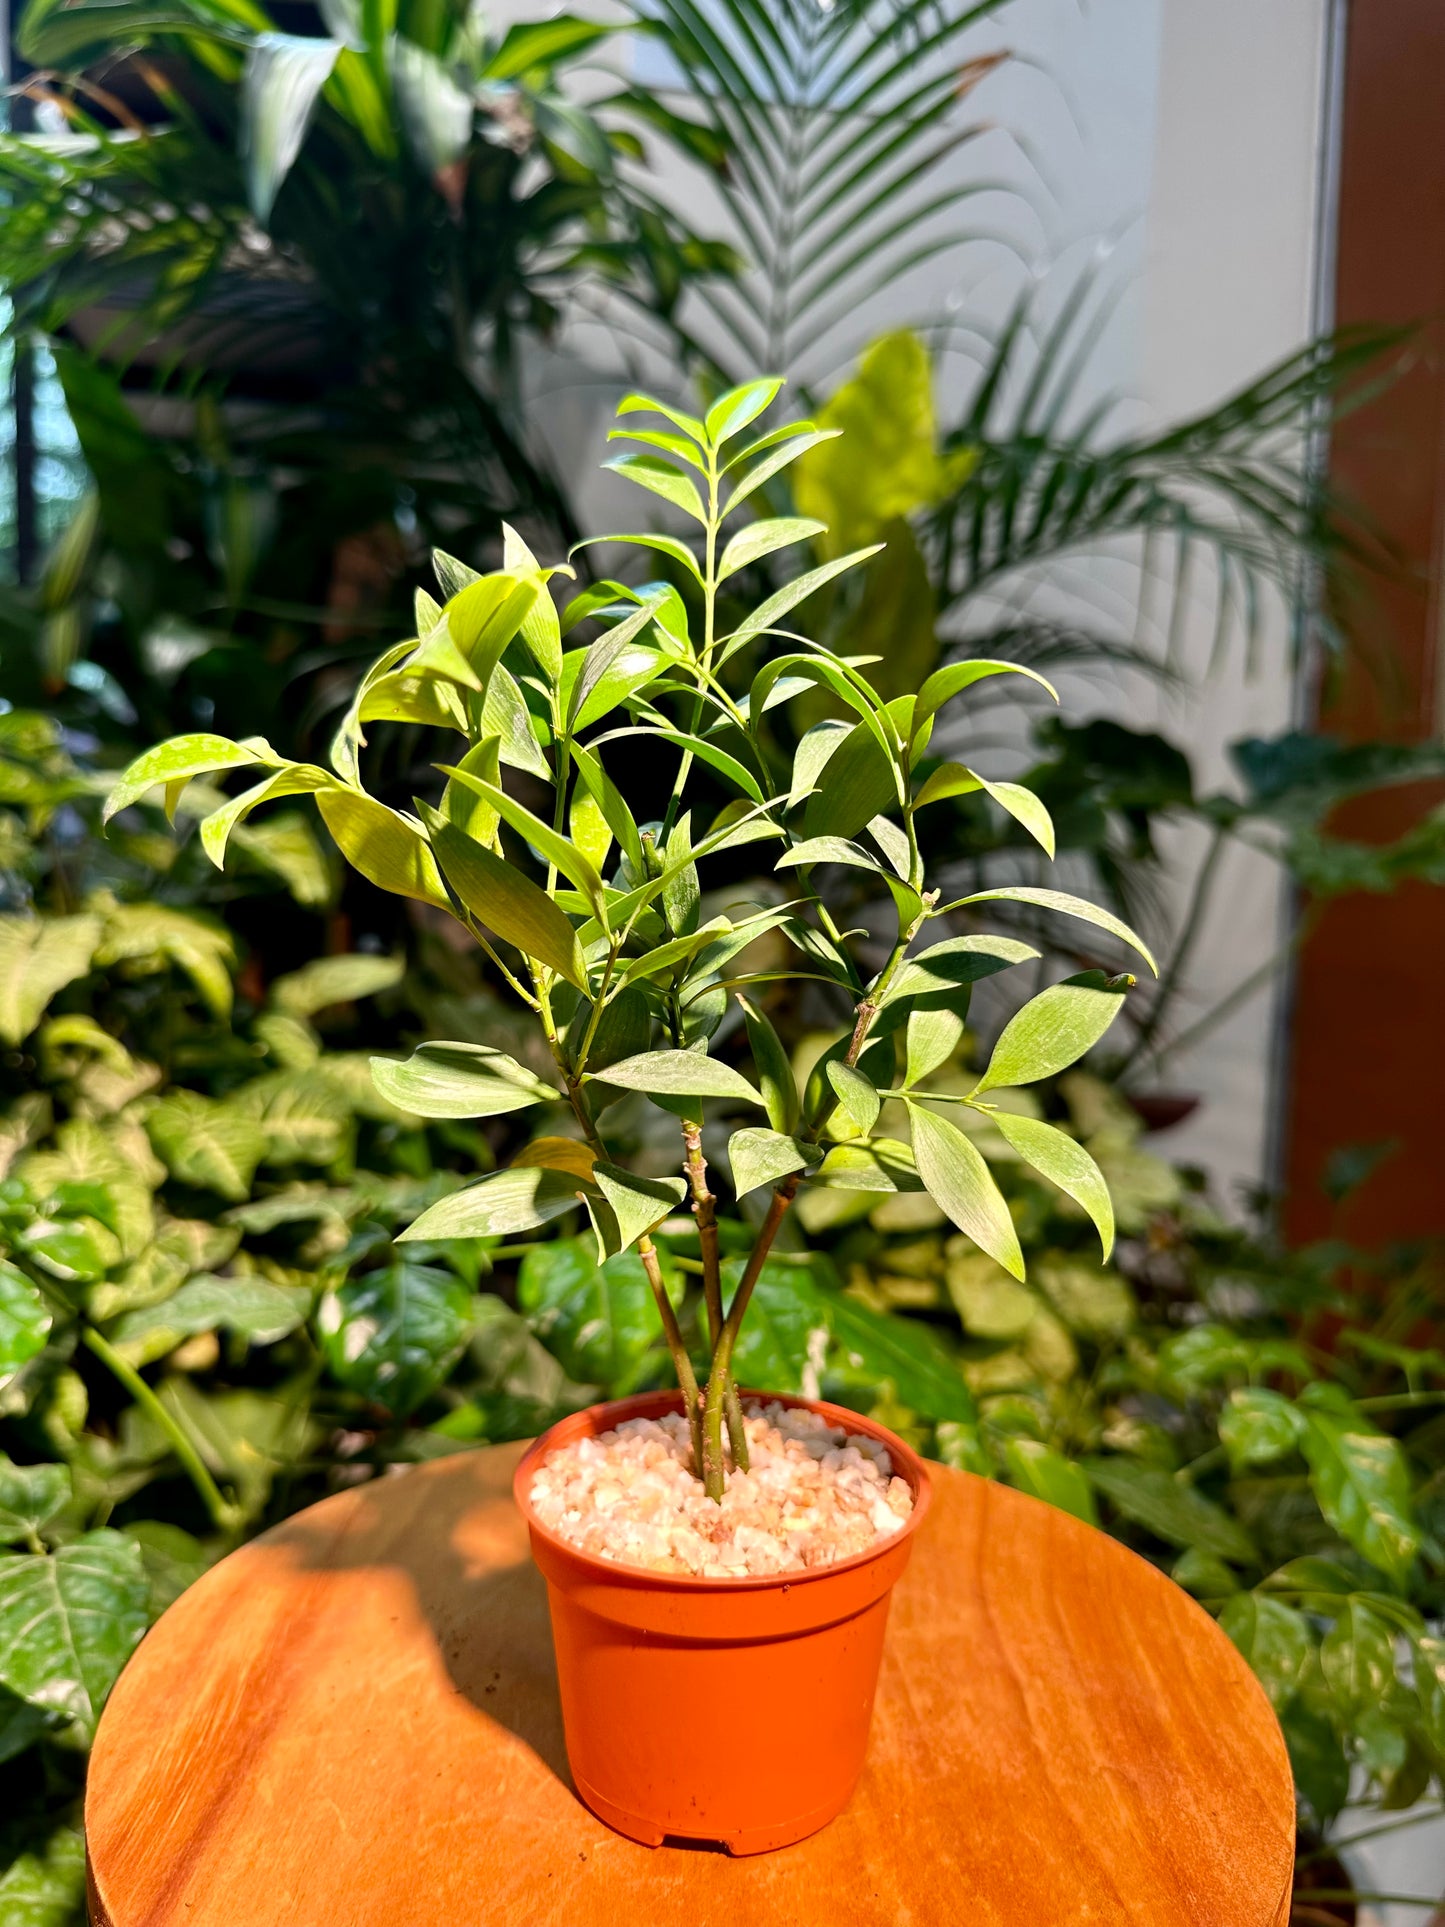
[[638, 1233, 704, 1474], [701, 1175, 801, 1500], [682, 1120, 748, 1473]]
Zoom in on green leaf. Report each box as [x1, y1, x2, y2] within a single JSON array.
[[317, 1261, 475, 1417], [0, 1824, 86, 1925], [721, 547, 884, 659], [1219, 1593, 1313, 1711], [814, 1137, 922, 1192], [269, 952, 403, 1017], [426, 814, 588, 990], [789, 718, 851, 806], [903, 1003, 965, 1087], [369, 1042, 554, 1119], [568, 531, 703, 586], [518, 1237, 672, 1392], [0, 913, 102, 1046], [718, 516, 825, 581], [914, 659, 1058, 733], [103, 732, 279, 822], [1281, 1702, 1349, 1828], [122, 1521, 211, 1616], [487, 13, 612, 78], [198, 764, 333, 870], [942, 888, 1158, 976], [242, 32, 341, 223], [802, 716, 902, 840], [1416, 1634, 1445, 1755], [736, 994, 799, 1133], [1300, 1408, 1420, 1584], [827, 1060, 880, 1134], [0, 1530, 148, 1736], [726, 427, 842, 513], [704, 377, 783, 445], [727, 1128, 817, 1199], [1082, 1460, 1259, 1565], [826, 1294, 975, 1425], [591, 1049, 764, 1105], [440, 767, 607, 921], [397, 1166, 585, 1242], [146, 1090, 268, 1202], [913, 763, 1056, 856], [776, 834, 889, 876], [445, 573, 538, 684], [603, 453, 705, 522], [1220, 1388, 1307, 1474], [988, 1112, 1115, 1261], [907, 1101, 1024, 1280], [727, 1257, 827, 1394], [1319, 1597, 1398, 1712], [108, 1275, 311, 1367], [1001, 1440, 1098, 1526], [314, 788, 448, 909], [569, 741, 644, 873], [974, 972, 1130, 1095], [883, 934, 1039, 1005], [589, 1162, 688, 1259], [481, 663, 550, 779], [0, 1264, 51, 1390], [0, 1457, 70, 1547]]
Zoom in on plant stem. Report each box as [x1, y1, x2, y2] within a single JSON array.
[[82, 1326, 242, 1534], [637, 1233, 704, 1472], [682, 1119, 748, 1471], [701, 1176, 801, 1500]]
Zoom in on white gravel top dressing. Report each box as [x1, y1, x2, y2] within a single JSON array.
[[528, 1401, 914, 1577]]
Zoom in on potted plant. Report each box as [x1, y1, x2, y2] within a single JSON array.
[[105, 378, 1154, 1852]]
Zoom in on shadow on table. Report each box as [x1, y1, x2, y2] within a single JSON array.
[[263, 1452, 573, 1788]]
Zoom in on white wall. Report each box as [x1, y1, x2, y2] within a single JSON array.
[[529, 0, 1334, 1202]]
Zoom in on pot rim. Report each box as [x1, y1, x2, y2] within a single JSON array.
[[512, 1387, 933, 1593]]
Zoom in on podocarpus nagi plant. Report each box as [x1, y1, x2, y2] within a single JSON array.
[[105, 379, 1156, 1501]]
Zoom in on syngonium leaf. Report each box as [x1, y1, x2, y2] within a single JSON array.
[[1299, 1403, 1420, 1585], [907, 1100, 1024, 1280], [0, 914, 103, 1046], [988, 1110, 1115, 1261], [826, 1292, 975, 1425], [107, 1275, 312, 1367], [1082, 1460, 1259, 1566], [1219, 1593, 1313, 1711], [0, 1530, 148, 1736], [0, 1264, 52, 1390], [317, 1261, 475, 1417], [590, 1050, 764, 1106], [0, 1458, 70, 1548], [1001, 1440, 1098, 1526], [973, 972, 1131, 1095], [370, 1042, 556, 1118], [1219, 1388, 1307, 1473], [726, 1258, 828, 1394], [269, 952, 405, 1017], [146, 1090, 268, 1202], [0, 1824, 87, 1922]]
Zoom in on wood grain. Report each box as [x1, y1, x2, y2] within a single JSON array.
[[86, 1449, 1295, 1927]]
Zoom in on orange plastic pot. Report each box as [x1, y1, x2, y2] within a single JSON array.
[[513, 1389, 931, 1855]]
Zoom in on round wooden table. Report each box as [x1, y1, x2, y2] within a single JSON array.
[[86, 1445, 1296, 1927]]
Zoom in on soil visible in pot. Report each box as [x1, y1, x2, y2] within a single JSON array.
[[527, 1399, 915, 1578]]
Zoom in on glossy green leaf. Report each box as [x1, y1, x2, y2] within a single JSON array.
[[568, 531, 703, 586], [590, 1162, 687, 1258], [370, 1042, 554, 1118], [0, 1264, 51, 1390], [827, 1060, 880, 1134], [989, 1111, 1115, 1261], [737, 994, 799, 1133], [445, 573, 538, 684], [518, 1237, 674, 1392], [488, 14, 611, 79], [727, 1128, 817, 1199], [317, 1261, 474, 1417], [903, 1003, 965, 1087], [1219, 1593, 1313, 1711], [314, 788, 448, 909], [727, 1258, 827, 1394], [704, 377, 783, 444], [974, 973, 1130, 1096], [0, 1458, 70, 1548], [1219, 1388, 1307, 1473], [109, 1275, 311, 1367], [827, 1293, 975, 1425], [603, 453, 705, 523], [914, 659, 1058, 733], [907, 1101, 1024, 1280], [1082, 1460, 1259, 1565], [718, 515, 825, 581], [426, 815, 589, 990], [399, 1166, 585, 1243], [480, 663, 549, 778], [591, 1049, 764, 1106], [814, 1137, 922, 1192], [1001, 1440, 1098, 1526], [1281, 1702, 1349, 1828], [883, 934, 1038, 1005], [1319, 1597, 1398, 1712], [942, 888, 1157, 976], [1300, 1407, 1420, 1584], [0, 1530, 148, 1736], [103, 732, 279, 822]]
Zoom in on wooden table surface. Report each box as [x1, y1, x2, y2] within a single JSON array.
[[86, 1444, 1295, 1927]]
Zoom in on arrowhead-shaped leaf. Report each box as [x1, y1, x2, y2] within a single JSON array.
[[0, 1531, 148, 1736]]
